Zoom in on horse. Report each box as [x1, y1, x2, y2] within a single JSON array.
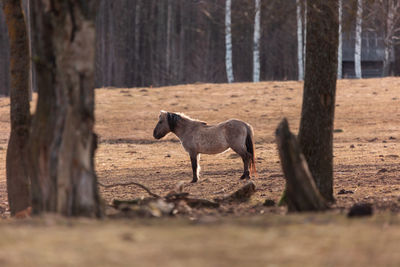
[[153, 111, 256, 183]]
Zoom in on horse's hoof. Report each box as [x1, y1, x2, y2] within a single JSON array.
[[240, 174, 250, 180], [191, 179, 198, 183]]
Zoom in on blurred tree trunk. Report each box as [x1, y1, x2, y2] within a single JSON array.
[[298, 0, 339, 202], [0, 2, 10, 96], [3, 0, 31, 216], [29, 0, 102, 217], [337, 0, 342, 79], [276, 119, 328, 212], [393, 44, 400, 75]]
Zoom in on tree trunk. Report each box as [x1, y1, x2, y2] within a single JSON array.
[[225, 0, 234, 83], [276, 119, 328, 212], [303, 1, 307, 70], [337, 0, 342, 79], [252, 0, 261, 82], [296, 0, 304, 80], [382, 0, 395, 77], [354, 0, 362, 79], [134, 0, 141, 85], [298, 0, 338, 202], [0, 2, 10, 97], [3, 0, 31, 216], [29, 0, 102, 217]]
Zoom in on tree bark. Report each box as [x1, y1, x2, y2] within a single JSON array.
[[303, 1, 307, 71], [354, 0, 362, 78], [298, 0, 338, 202], [296, 0, 304, 80], [337, 0, 342, 79], [3, 0, 31, 216], [225, 0, 234, 83], [29, 0, 102, 217], [252, 0, 261, 82], [0, 2, 10, 96], [382, 0, 397, 77], [276, 119, 328, 212]]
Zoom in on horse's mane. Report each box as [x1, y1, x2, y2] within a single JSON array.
[[174, 112, 207, 125]]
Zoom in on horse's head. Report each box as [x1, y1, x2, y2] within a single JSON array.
[[153, 111, 180, 139]]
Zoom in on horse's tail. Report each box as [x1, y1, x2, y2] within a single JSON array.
[[245, 125, 257, 177]]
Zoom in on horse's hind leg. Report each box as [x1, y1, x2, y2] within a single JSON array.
[[240, 153, 251, 179], [231, 147, 251, 179]]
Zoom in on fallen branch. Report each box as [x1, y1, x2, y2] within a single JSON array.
[[217, 181, 256, 202], [98, 181, 161, 198], [275, 118, 328, 212]]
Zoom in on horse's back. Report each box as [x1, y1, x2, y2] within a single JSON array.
[[222, 119, 251, 134]]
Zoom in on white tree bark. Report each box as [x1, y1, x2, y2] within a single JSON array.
[[253, 0, 261, 82], [355, 0, 363, 79], [337, 0, 343, 79], [225, 0, 234, 83], [296, 0, 304, 80]]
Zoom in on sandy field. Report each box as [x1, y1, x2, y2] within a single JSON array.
[[0, 78, 399, 266]]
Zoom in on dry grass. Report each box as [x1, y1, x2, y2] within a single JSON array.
[[0, 214, 398, 267], [0, 78, 399, 265]]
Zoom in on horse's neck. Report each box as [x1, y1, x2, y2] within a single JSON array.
[[173, 118, 197, 139]]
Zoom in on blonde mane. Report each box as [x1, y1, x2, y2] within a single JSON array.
[[175, 112, 207, 125]]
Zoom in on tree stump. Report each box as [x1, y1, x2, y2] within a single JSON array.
[[275, 119, 328, 212]]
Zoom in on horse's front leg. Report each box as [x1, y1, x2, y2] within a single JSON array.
[[190, 153, 200, 183]]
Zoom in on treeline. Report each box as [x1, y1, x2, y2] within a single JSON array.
[[3, 0, 400, 95], [95, 0, 297, 88]]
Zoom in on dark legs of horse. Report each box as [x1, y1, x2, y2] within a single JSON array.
[[190, 154, 199, 183], [231, 146, 251, 180], [240, 154, 251, 180]]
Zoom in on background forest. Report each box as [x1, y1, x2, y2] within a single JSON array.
[[1, 0, 400, 94]]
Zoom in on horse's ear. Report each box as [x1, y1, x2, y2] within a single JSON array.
[[167, 112, 180, 131]]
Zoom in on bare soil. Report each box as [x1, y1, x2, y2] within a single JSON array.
[[0, 78, 399, 266], [94, 78, 400, 215]]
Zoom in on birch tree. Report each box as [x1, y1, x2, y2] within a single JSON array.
[[355, 0, 363, 79], [225, 0, 234, 83], [296, 0, 304, 80], [337, 0, 343, 79], [253, 0, 261, 82]]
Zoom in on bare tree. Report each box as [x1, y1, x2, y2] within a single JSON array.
[[298, 0, 339, 202], [225, 0, 234, 83], [355, 0, 363, 78], [338, 0, 343, 79], [253, 0, 261, 82], [0, 2, 10, 96], [2, 0, 31, 216], [29, 0, 102, 217], [296, 0, 304, 80], [373, 0, 400, 76]]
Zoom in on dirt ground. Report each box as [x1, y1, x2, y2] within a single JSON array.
[[0, 78, 399, 265], [93, 78, 400, 215]]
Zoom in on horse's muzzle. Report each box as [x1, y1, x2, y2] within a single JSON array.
[[153, 130, 161, 139]]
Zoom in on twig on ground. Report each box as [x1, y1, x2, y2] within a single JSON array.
[[98, 181, 161, 198]]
